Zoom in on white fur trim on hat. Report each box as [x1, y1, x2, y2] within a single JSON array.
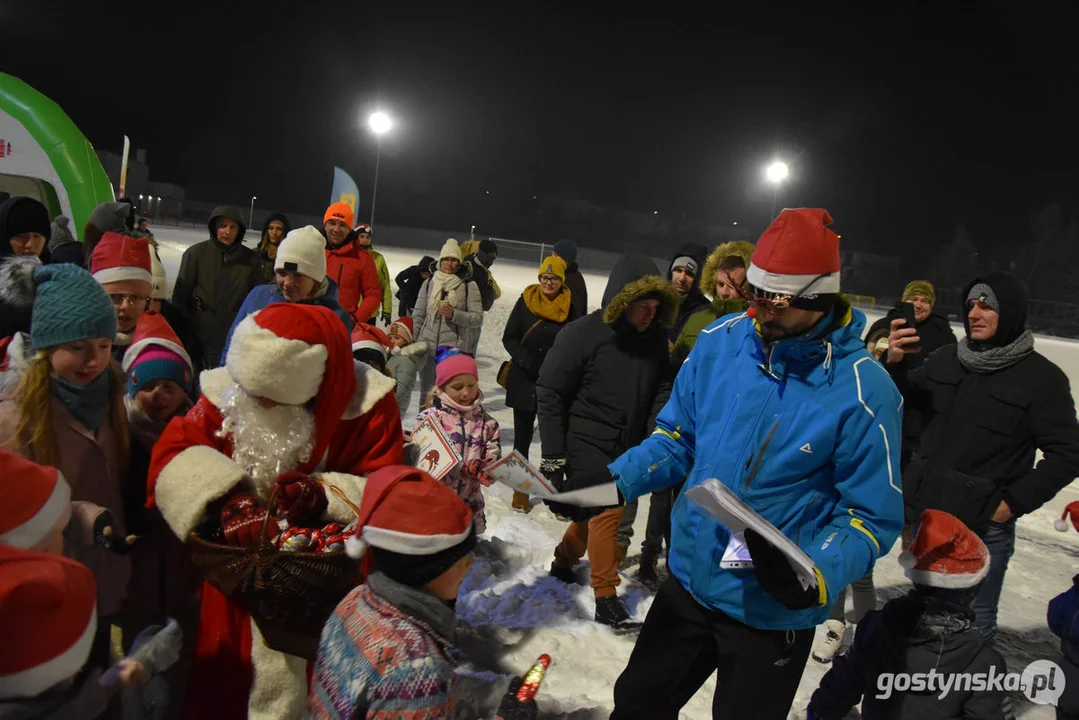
[[352, 339, 388, 359], [121, 337, 193, 374], [226, 316, 328, 406], [361, 523, 472, 555], [898, 549, 991, 589], [342, 361, 398, 419], [0, 603, 96, 699], [92, 266, 154, 288], [155, 445, 246, 540], [275, 226, 328, 283], [0, 473, 71, 549], [439, 238, 462, 262], [746, 263, 840, 296]]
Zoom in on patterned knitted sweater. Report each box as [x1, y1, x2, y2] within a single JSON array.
[[308, 573, 460, 720]]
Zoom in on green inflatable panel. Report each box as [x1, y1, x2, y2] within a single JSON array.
[[0, 72, 114, 242]]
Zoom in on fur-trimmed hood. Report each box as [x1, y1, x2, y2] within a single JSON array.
[[601, 255, 681, 328], [701, 240, 755, 299]]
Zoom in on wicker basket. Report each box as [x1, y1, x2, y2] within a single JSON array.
[[188, 482, 362, 660]]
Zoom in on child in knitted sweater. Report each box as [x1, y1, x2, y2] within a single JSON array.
[[416, 347, 500, 534]]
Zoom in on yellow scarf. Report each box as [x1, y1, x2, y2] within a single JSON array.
[[523, 284, 571, 323]]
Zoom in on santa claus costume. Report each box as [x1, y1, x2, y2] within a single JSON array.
[[147, 303, 403, 720]]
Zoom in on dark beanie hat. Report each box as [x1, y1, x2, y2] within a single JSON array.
[[478, 239, 497, 255], [0, 197, 51, 250], [553, 238, 578, 265], [371, 528, 477, 587], [962, 271, 1028, 347]]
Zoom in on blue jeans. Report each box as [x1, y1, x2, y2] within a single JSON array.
[[973, 519, 1016, 642]]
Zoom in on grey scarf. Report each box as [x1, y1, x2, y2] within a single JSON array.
[[957, 328, 1034, 373], [366, 572, 458, 643]]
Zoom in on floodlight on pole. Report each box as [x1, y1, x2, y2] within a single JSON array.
[[367, 111, 392, 227], [765, 161, 790, 220]]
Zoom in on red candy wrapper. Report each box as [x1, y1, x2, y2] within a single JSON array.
[[516, 654, 551, 702]]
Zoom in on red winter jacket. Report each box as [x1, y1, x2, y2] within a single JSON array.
[[326, 239, 382, 324]]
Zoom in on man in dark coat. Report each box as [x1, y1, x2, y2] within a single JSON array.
[[395, 255, 435, 317], [463, 239, 499, 312], [171, 206, 257, 370], [666, 242, 710, 345], [537, 254, 678, 629], [553, 238, 588, 318], [886, 271, 1079, 640]]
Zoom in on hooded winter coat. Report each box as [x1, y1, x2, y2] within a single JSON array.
[[171, 206, 257, 369], [610, 297, 904, 630], [395, 256, 435, 317], [254, 212, 291, 285], [671, 241, 755, 367], [537, 255, 678, 522], [667, 242, 710, 342], [892, 272, 1079, 534], [808, 592, 1007, 719]]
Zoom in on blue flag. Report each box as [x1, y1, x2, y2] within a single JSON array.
[[330, 167, 360, 226]]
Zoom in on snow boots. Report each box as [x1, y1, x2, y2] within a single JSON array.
[[812, 619, 847, 663], [637, 547, 660, 589], [595, 595, 641, 632], [511, 491, 532, 514], [549, 563, 579, 585]]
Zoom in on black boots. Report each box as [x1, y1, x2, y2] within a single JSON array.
[[595, 595, 642, 631], [549, 563, 579, 585], [637, 547, 660, 589]]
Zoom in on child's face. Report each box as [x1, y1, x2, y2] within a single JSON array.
[[387, 331, 408, 348], [443, 374, 478, 405]]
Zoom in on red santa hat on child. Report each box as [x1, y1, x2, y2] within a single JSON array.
[[122, 311, 194, 394], [898, 509, 990, 589], [746, 208, 841, 305], [345, 466, 473, 562], [224, 304, 357, 472], [389, 317, 414, 344], [0, 545, 97, 699], [351, 323, 391, 360], [0, 449, 72, 550], [90, 231, 153, 293], [1055, 501, 1079, 532]]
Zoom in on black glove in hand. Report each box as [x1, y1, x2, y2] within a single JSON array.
[[494, 677, 538, 720], [93, 510, 137, 555], [744, 528, 822, 610], [539, 457, 566, 492], [381, 311, 392, 326]]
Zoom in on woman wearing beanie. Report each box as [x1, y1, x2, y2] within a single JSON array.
[[0, 195, 51, 263], [46, 215, 86, 266], [502, 255, 581, 513], [416, 347, 500, 534], [254, 212, 291, 285], [0, 262, 132, 669], [411, 238, 483, 401], [219, 225, 353, 364]]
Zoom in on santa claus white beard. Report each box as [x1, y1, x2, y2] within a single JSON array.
[[218, 384, 316, 501]]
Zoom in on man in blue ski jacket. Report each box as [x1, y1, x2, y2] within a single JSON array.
[[608, 208, 904, 720]]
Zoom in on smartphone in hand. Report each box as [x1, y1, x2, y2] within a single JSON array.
[[899, 302, 921, 352]]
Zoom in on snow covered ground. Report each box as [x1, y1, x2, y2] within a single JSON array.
[[154, 227, 1076, 719]]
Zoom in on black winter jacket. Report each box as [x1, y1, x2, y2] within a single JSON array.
[[809, 593, 1007, 720], [395, 256, 435, 317], [563, 263, 588, 319], [893, 342, 1079, 534], [537, 255, 678, 521], [463, 254, 497, 311], [666, 242, 709, 342], [501, 289, 580, 412]]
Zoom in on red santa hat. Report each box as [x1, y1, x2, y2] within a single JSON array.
[[898, 509, 990, 589], [345, 466, 473, 561], [122, 311, 192, 374], [90, 231, 153, 290], [351, 323, 391, 360], [1054, 501, 1079, 532], [389, 317, 414, 344], [0, 450, 71, 550], [122, 312, 194, 395], [0, 546, 97, 700], [747, 208, 841, 297], [225, 304, 357, 473]]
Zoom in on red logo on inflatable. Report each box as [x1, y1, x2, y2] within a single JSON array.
[[0, 140, 9, 158]]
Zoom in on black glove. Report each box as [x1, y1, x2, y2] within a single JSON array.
[[381, 311, 392, 326], [94, 510, 137, 555], [539, 457, 565, 492], [494, 677, 538, 720], [744, 528, 823, 610]]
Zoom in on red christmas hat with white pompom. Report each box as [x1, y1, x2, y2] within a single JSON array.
[[1054, 501, 1079, 533], [344, 465, 473, 560], [898, 509, 990, 589], [0, 545, 97, 700], [0, 449, 71, 550]]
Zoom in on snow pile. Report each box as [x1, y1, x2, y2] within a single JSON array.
[[155, 227, 1073, 718]]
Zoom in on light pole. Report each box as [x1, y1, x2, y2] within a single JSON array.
[[249, 196, 257, 229], [765, 161, 789, 220], [367, 111, 392, 227]]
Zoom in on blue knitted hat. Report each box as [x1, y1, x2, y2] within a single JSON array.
[[25, 264, 118, 350]]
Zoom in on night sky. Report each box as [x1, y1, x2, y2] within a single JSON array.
[[3, 2, 1078, 270]]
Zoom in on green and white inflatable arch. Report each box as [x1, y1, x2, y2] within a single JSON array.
[[0, 72, 114, 242]]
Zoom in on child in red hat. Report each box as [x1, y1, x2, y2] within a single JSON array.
[[416, 347, 501, 534], [385, 316, 429, 414], [807, 510, 1007, 720]]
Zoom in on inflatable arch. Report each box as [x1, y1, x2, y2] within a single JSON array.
[[0, 72, 114, 242]]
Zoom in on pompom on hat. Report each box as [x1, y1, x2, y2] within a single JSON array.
[[438, 238, 462, 262], [1054, 501, 1079, 533], [0, 449, 72, 551], [898, 509, 990, 589]]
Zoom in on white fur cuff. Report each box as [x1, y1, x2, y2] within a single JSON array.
[[155, 445, 245, 539], [315, 472, 367, 524]]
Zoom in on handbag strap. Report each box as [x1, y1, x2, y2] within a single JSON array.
[[520, 319, 544, 345]]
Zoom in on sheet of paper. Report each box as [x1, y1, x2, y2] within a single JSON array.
[[544, 483, 622, 508], [687, 478, 819, 591], [482, 451, 555, 497], [406, 418, 461, 483]]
